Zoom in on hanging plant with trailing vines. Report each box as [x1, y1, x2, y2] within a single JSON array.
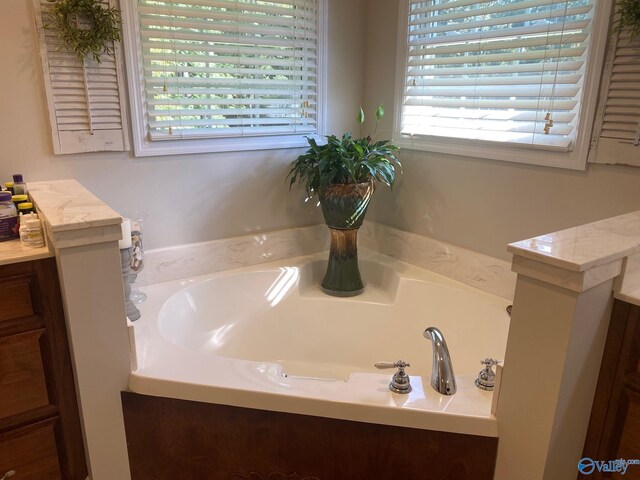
[[615, 0, 640, 39], [45, 0, 121, 63]]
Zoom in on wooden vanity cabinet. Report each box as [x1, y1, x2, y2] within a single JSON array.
[[0, 257, 87, 480], [581, 299, 640, 479]]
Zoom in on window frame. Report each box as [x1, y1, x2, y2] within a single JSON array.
[[392, 0, 612, 170], [121, 0, 327, 157]]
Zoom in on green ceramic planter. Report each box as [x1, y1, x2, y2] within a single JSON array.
[[318, 181, 374, 297], [318, 181, 375, 229]]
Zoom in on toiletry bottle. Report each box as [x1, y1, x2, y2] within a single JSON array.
[[12, 174, 27, 195], [19, 214, 29, 246], [0, 192, 18, 242], [17, 202, 35, 216], [24, 216, 44, 248], [4, 182, 14, 195], [11, 194, 28, 212]]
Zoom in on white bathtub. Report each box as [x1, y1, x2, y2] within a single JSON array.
[[129, 250, 511, 437]]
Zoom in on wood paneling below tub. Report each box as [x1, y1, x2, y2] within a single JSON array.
[[121, 392, 498, 480]]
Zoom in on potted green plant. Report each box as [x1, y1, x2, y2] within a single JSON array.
[[288, 105, 401, 297]]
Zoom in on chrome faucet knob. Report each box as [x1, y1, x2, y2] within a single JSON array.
[[475, 358, 502, 391], [375, 360, 412, 394], [375, 360, 410, 370], [481, 358, 502, 368]]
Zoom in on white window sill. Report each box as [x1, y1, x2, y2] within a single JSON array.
[[392, 134, 589, 171], [131, 134, 320, 157]]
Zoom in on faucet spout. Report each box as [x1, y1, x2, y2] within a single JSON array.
[[424, 327, 457, 395]]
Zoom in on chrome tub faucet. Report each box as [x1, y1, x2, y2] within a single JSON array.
[[424, 327, 457, 395]]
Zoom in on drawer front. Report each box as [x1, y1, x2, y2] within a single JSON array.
[[0, 330, 50, 420], [0, 274, 42, 335], [0, 418, 61, 480]]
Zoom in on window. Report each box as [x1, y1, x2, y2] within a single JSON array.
[[122, 0, 324, 156], [394, 0, 610, 169]]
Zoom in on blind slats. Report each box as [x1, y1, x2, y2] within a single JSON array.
[[403, 107, 576, 123], [410, 0, 577, 24], [405, 84, 580, 98], [138, 5, 316, 26], [146, 87, 316, 96], [146, 98, 317, 107], [409, 31, 587, 57], [139, 16, 317, 38], [589, 5, 640, 165], [400, 0, 595, 150], [142, 49, 316, 67], [144, 77, 316, 88], [137, 0, 318, 140], [409, 20, 590, 47], [407, 60, 584, 77], [411, 6, 592, 37], [149, 117, 316, 128], [143, 65, 317, 78], [152, 124, 316, 141], [143, 0, 316, 17], [407, 47, 587, 67], [404, 98, 579, 110], [141, 28, 315, 49], [407, 74, 582, 87], [602, 36, 640, 137], [148, 107, 312, 117]]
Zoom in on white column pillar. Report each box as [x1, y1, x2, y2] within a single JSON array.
[[495, 211, 640, 480], [29, 180, 132, 480]]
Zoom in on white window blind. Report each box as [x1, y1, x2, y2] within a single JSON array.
[[131, 0, 319, 146], [33, 0, 129, 154], [589, 21, 640, 166], [398, 0, 597, 151]]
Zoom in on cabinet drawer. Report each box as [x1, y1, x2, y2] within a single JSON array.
[[0, 274, 42, 334], [0, 418, 61, 480], [0, 330, 50, 420]]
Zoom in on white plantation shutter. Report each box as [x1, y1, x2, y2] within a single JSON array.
[[589, 24, 640, 166], [399, 0, 597, 151], [33, 0, 129, 154], [127, 0, 319, 150]]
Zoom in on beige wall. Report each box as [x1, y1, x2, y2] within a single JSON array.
[[6, 0, 639, 258], [0, 0, 365, 250], [363, 0, 640, 261]]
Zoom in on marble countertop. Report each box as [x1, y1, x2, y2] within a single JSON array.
[[29, 179, 122, 233], [508, 210, 640, 272], [0, 238, 53, 266], [615, 254, 640, 307]]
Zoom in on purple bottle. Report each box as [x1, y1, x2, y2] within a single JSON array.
[[0, 191, 18, 241], [12, 174, 27, 195]]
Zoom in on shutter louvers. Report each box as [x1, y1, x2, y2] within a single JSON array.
[[400, 0, 595, 150], [136, 0, 318, 141], [33, 0, 129, 154], [589, 24, 640, 166]]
